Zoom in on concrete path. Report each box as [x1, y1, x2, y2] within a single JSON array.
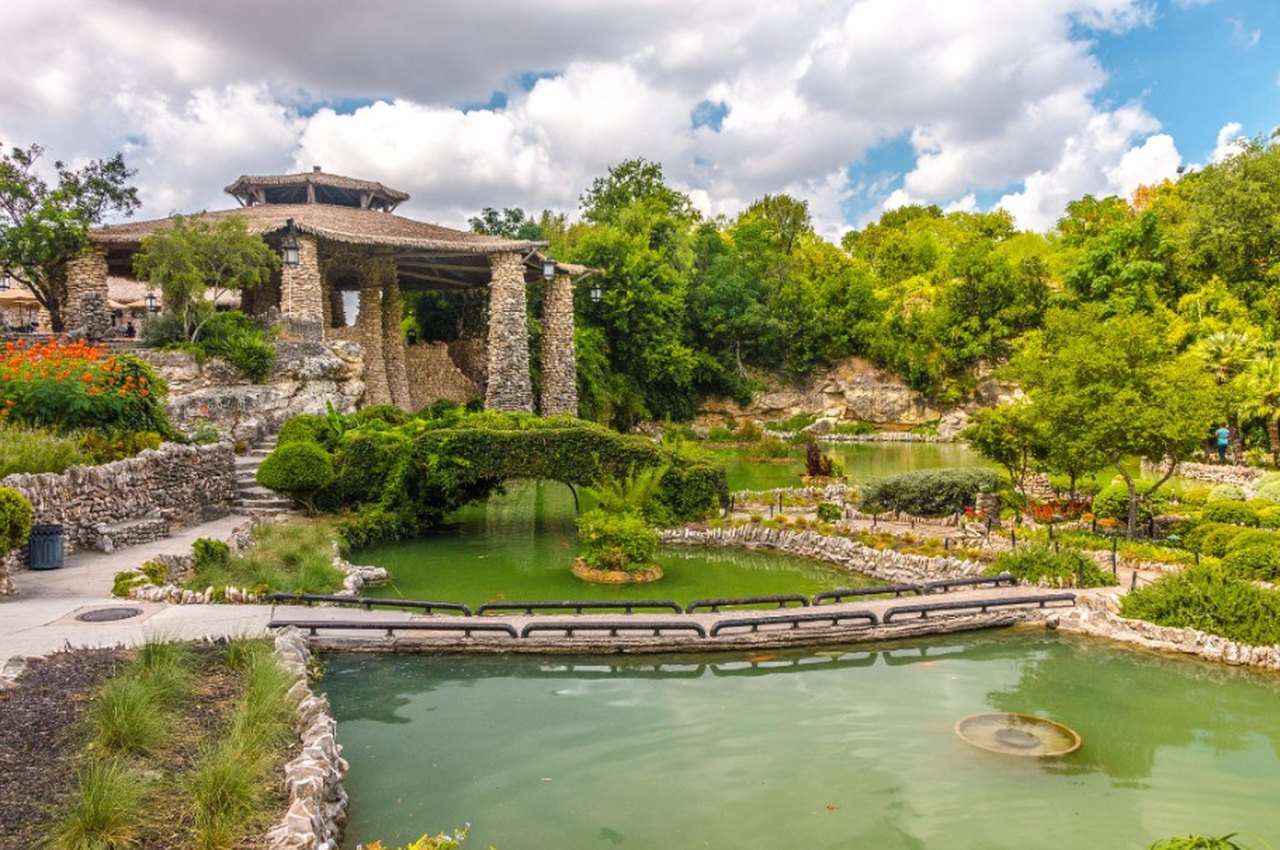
[[1, 515, 275, 669]]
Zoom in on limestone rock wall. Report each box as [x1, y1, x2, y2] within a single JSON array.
[[1141, 459, 1264, 491], [63, 247, 109, 334], [405, 342, 479, 409], [0, 442, 234, 558], [697, 356, 1008, 436], [143, 340, 366, 443], [484, 252, 533, 412]]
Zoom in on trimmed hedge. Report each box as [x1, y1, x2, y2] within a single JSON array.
[[1090, 481, 1169, 523], [859, 468, 999, 517], [1221, 544, 1280, 582], [1200, 500, 1258, 527], [1206, 483, 1245, 502], [264, 409, 729, 546], [256, 440, 334, 513], [576, 509, 658, 571]]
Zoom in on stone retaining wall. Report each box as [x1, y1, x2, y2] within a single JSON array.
[[1051, 593, 1280, 671], [661, 525, 984, 584], [0, 442, 234, 559], [405, 342, 479, 409], [266, 627, 349, 850], [1141, 458, 1264, 490]]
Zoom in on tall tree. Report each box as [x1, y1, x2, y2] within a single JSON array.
[[579, 158, 697, 225], [468, 207, 544, 240], [0, 143, 139, 330], [133, 215, 279, 342], [1237, 355, 1280, 466], [1010, 307, 1216, 535]]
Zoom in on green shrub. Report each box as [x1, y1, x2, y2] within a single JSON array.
[[1199, 524, 1249, 557], [1179, 521, 1229, 553], [1149, 833, 1259, 849], [1207, 483, 1246, 502], [1173, 484, 1212, 506], [706, 425, 736, 442], [1090, 481, 1170, 522], [111, 570, 144, 597], [1201, 500, 1258, 527], [77, 429, 163, 464], [576, 509, 658, 571], [735, 419, 764, 443], [419, 399, 463, 421], [1223, 529, 1277, 554], [276, 413, 342, 450], [198, 311, 276, 382], [832, 421, 876, 436], [765, 412, 817, 432], [186, 418, 223, 445], [747, 436, 792, 460], [1255, 480, 1280, 503], [860, 468, 1000, 516], [256, 441, 334, 514], [193, 537, 231, 572], [1121, 566, 1280, 646], [1257, 506, 1280, 528], [91, 677, 167, 755], [187, 520, 345, 596], [0, 486, 33, 553], [1258, 471, 1280, 488], [987, 546, 1118, 588], [1221, 544, 1280, 582], [349, 404, 412, 428], [0, 424, 86, 477], [816, 502, 841, 523]]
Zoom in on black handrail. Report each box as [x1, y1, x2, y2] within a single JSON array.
[[812, 585, 921, 605], [268, 619, 518, 638], [922, 573, 1017, 593], [520, 620, 707, 638], [882, 593, 1075, 624], [709, 609, 878, 637], [269, 593, 472, 616], [476, 600, 683, 616], [685, 594, 809, 614]]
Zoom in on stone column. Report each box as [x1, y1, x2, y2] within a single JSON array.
[[540, 271, 578, 417], [63, 247, 109, 335], [379, 259, 411, 408], [357, 258, 389, 405], [280, 235, 323, 341], [484, 252, 533, 412]]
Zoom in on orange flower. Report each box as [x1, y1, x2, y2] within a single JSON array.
[[138, 389, 149, 397]]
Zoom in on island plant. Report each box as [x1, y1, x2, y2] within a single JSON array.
[[573, 464, 668, 584]]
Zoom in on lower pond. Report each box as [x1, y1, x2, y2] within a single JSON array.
[[323, 631, 1280, 849], [356, 480, 873, 607], [710, 440, 995, 491]]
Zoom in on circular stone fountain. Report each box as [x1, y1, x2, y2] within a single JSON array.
[[955, 712, 1081, 757]]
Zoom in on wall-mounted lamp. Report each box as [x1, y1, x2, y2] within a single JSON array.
[[0, 274, 9, 291], [282, 218, 301, 267], [542, 256, 557, 281], [144, 291, 159, 313], [590, 281, 602, 303]]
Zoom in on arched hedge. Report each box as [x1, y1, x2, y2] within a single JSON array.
[[271, 408, 728, 546]]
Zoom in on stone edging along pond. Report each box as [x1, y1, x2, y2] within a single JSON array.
[[266, 627, 349, 850]]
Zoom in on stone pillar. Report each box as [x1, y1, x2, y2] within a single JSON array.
[[63, 247, 109, 335], [484, 252, 533, 412], [357, 258, 389, 405], [540, 271, 578, 417], [280, 235, 323, 341], [379, 260, 411, 409]]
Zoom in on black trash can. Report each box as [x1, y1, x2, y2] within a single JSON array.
[[27, 524, 65, 570]]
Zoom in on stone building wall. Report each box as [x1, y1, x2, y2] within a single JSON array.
[[280, 235, 324, 341], [63, 247, 109, 333], [0, 442, 234, 562], [540, 271, 578, 416], [484, 252, 533, 412], [448, 338, 488, 395], [405, 342, 479, 409]]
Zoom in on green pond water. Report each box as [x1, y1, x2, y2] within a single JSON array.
[[357, 479, 873, 607], [711, 441, 996, 491], [323, 631, 1280, 849]]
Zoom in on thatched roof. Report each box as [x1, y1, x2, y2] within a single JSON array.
[[107, 276, 238, 309], [225, 167, 410, 211], [91, 204, 545, 254]]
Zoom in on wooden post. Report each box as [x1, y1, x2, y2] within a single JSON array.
[[1111, 537, 1118, 573]]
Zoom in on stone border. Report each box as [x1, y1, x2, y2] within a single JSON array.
[[266, 627, 349, 850], [1140, 458, 1264, 490], [661, 524, 984, 585], [1047, 593, 1280, 671]]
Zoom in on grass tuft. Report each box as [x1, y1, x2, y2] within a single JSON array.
[[90, 677, 167, 756], [51, 759, 147, 850]]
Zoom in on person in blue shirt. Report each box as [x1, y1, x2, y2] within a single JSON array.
[[1215, 425, 1231, 462]]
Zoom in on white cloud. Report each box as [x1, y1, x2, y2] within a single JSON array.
[[1211, 121, 1246, 162], [0, 0, 1185, 236]]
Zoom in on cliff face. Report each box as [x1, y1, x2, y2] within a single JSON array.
[[140, 341, 366, 443], [696, 357, 1007, 437]]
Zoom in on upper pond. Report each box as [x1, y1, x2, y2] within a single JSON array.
[[709, 440, 995, 491], [322, 631, 1280, 849]]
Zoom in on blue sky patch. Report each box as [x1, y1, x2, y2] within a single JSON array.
[[690, 99, 730, 132]]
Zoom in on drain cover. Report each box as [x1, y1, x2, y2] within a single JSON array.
[[75, 607, 143, 623]]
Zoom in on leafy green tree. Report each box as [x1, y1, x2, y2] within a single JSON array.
[[467, 207, 543, 240], [579, 158, 697, 225], [1237, 355, 1280, 466], [961, 403, 1047, 505], [1010, 307, 1216, 535], [1194, 329, 1258, 460], [0, 143, 139, 331], [133, 215, 279, 343]]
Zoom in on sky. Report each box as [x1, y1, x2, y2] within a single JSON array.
[[0, 0, 1276, 239]]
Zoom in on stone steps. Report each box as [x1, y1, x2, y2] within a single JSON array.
[[231, 436, 294, 519]]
